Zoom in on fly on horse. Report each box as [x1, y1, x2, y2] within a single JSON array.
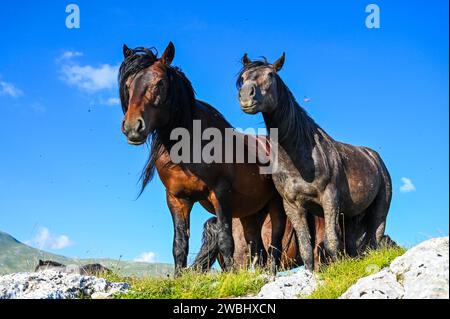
[[119, 42, 293, 275], [237, 53, 392, 270]]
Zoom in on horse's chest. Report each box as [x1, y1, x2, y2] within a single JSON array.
[[272, 146, 323, 204]]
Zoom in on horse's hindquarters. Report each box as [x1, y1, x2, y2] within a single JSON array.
[[337, 144, 385, 217]]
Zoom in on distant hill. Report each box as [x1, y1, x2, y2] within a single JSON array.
[[0, 231, 173, 277]]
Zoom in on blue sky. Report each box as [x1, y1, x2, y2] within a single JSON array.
[[0, 1, 448, 264]]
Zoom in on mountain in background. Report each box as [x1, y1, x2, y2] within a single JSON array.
[[0, 230, 173, 277]]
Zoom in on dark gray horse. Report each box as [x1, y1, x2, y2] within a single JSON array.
[[236, 53, 392, 270]]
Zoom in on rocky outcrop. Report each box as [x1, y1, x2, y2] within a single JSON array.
[[257, 269, 317, 299], [255, 237, 448, 299], [35, 260, 111, 276], [0, 270, 129, 299], [341, 237, 449, 299]]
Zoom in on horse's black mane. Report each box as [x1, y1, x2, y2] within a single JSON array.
[[119, 47, 229, 194], [236, 58, 319, 150]]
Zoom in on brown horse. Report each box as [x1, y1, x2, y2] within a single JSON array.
[[195, 212, 326, 271], [237, 53, 392, 270], [119, 42, 290, 275]]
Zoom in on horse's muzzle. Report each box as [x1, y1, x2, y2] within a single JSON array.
[[122, 117, 147, 145]]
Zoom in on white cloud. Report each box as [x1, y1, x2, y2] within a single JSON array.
[[27, 227, 73, 250], [103, 97, 120, 106], [0, 81, 23, 98], [400, 177, 416, 193], [56, 50, 83, 62], [134, 251, 156, 263], [61, 64, 119, 92], [58, 51, 119, 93], [50, 235, 72, 249]]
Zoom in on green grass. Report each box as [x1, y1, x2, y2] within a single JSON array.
[[103, 269, 269, 299], [101, 246, 406, 300], [307, 246, 406, 299]]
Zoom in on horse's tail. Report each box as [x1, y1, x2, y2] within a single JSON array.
[[191, 217, 221, 271]]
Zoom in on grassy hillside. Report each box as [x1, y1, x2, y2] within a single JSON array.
[[0, 230, 173, 277]]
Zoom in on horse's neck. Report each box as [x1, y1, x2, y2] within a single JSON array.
[[162, 100, 230, 133], [263, 94, 329, 181], [192, 100, 232, 129], [263, 99, 316, 157], [156, 100, 230, 166]]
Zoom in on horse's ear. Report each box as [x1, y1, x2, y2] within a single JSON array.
[[273, 52, 285, 72], [242, 53, 252, 66], [161, 42, 175, 65], [123, 44, 133, 59]]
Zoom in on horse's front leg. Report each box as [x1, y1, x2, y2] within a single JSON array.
[[322, 186, 343, 260], [166, 192, 194, 277], [210, 187, 234, 271], [283, 200, 314, 271]]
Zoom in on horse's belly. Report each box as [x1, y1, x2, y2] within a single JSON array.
[[159, 161, 273, 219], [229, 163, 274, 217]]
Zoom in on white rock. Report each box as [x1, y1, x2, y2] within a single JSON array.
[[91, 292, 113, 299], [0, 270, 129, 299], [340, 269, 404, 299], [390, 237, 449, 299], [257, 268, 317, 299], [341, 237, 449, 299]]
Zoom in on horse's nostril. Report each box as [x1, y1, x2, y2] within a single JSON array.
[[249, 85, 256, 97], [136, 118, 145, 133], [121, 120, 127, 134]]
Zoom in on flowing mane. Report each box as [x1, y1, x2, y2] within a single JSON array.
[[119, 47, 230, 194], [237, 59, 320, 150]]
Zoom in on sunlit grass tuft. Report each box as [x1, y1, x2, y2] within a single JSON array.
[[307, 246, 406, 299], [102, 269, 268, 299]]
